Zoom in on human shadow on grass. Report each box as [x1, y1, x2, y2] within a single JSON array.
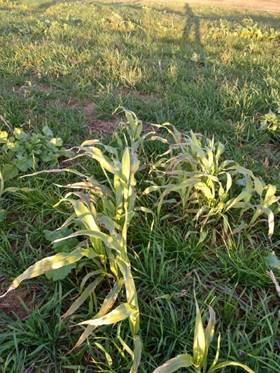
[[183, 3, 202, 49]]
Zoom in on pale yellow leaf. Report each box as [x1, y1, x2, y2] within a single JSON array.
[[0, 247, 88, 297], [78, 303, 133, 327], [153, 354, 193, 373]]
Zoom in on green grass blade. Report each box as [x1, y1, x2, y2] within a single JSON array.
[[62, 275, 104, 319]]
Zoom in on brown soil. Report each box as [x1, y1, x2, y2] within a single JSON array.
[[256, 143, 280, 169], [0, 287, 33, 320], [120, 88, 161, 103], [47, 97, 119, 134], [83, 102, 97, 119], [89, 119, 119, 134]]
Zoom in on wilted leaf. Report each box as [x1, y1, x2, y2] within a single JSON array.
[[0, 247, 89, 297], [153, 353, 193, 373], [78, 303, 134, 327], [209, 361, 255, 373], [74, 280, 123, 349]]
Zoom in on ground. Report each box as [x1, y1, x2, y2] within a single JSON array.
[[0, 0, 280, 372], [102, 0, 280, 13]]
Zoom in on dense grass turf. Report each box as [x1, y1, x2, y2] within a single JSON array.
[[0, 0, 280, 372]]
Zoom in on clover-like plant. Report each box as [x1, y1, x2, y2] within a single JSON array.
[[154, 300, 254, 373], [0, 125, 67, 180]]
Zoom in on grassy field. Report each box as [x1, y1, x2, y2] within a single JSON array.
[[0, 0, 280, 372]]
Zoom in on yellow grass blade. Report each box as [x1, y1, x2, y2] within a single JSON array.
[[78, 303, 134, 327], [0, 247, 89, 297], [122, 147, 131, 183], [62, 275, 104, 319], [210, 361, 255, 373], [73, 280, 123, 349], [193, 299, 206, 368], [129, 335, 142, 373], [153, 354, 193, 373]]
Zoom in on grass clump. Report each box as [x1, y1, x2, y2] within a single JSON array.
[[1, 0, 280, 371], [0, 110, 146, 372], [145, 125, 279, 245], [154, 299, 254, 373], [1, 110, 276, 372]]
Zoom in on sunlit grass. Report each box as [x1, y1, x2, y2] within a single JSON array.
[[0, 0, 280, 371]]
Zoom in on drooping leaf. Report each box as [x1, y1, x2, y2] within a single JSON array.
[[209, 361, 255, 373], [0, 247, 90, 297], [74, 280, 123, 349], [153, 354, 193, 373], [78, 303, 134, 327]]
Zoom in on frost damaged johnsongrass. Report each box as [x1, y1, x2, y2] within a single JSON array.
[[0, 110, 148, 371]]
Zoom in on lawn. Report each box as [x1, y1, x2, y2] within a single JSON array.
[[0, 0, 280, 372]]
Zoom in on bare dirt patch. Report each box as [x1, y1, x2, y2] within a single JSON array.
[[0, 287, 33, 320], [257, 143, 280, 169], [33, 83, 53, 94], [49, 97, 96, 116], [89, 119, 119, 134], [48, 97, 118, 134], [119, 88, 161, 103]]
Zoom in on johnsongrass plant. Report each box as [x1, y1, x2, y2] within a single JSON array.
[[0, 109, 149, 372], [154, 299, 255, 373], [144, 124, 279, 244]]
